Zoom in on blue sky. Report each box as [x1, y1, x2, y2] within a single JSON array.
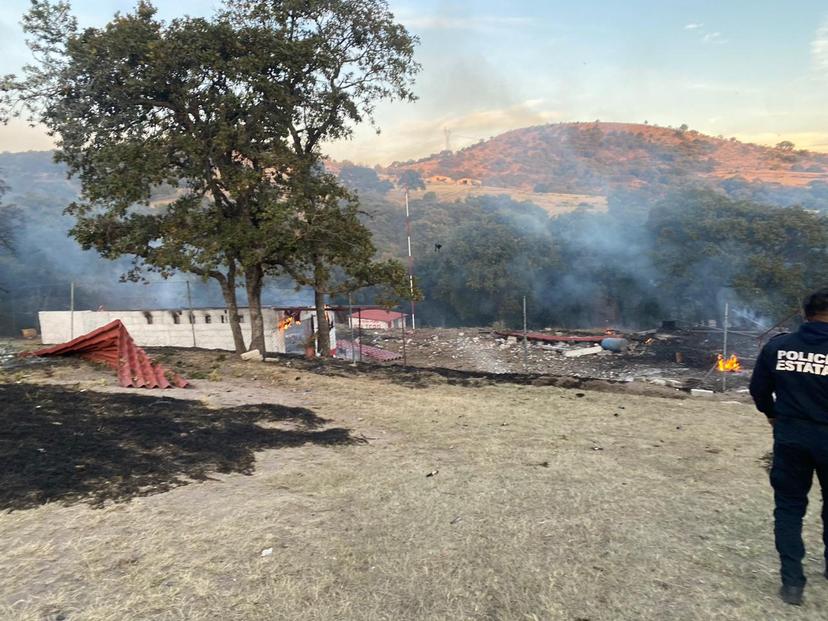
[[2, 0, 827, 164]]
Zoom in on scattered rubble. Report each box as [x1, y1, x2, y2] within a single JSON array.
[[564, 346, 604, 358], [241, 349, 263, 362], [336, 325, 768, 393], [691, 389, 716, 398]]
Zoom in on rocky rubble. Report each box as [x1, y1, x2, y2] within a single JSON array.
[[342, 326, 757, 393]]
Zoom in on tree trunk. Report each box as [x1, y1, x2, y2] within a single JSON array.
[[244, 263, 266, 353], [216, 263, 246, 354], [314, 260, 332, 357]]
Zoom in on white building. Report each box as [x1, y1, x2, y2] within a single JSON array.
[[38, 307, 336, 354]]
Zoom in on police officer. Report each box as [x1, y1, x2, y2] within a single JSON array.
[[750, 289, 828, 605]]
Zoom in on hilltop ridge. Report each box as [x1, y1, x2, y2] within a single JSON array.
[[384, 122, 828, 196]]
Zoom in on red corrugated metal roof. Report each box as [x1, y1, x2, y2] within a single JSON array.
[[29, 320, 188, 389], [350, 309, 407, 322]]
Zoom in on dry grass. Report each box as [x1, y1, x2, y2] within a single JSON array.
[[387, 183, 607, 217], [1, 354, 827, 620]]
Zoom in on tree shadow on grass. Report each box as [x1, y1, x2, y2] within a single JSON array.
[[0, 383, 361, 511]]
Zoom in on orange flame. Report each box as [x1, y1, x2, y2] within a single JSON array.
[[717, 353, 742, 372], [278, 316, 301, 331]]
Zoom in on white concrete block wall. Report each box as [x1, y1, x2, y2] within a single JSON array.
[[38, 308, 292, 353]]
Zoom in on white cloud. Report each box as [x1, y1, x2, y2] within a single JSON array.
[[812, 17, 828, 72], [684, 22, 727, 45], [702, 32, 727, 44]]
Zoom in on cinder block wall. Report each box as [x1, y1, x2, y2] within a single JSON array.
[[38, 309, 287, 353]]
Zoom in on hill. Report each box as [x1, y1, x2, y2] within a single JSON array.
[[385, 122, 828, 197]]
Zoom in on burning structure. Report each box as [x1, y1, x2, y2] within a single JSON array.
[[38, 307, 336, 355]]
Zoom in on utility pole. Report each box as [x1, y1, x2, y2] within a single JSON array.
[[404, 187, 416, 331]]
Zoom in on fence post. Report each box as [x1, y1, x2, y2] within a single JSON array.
[[522, 296, 528, 372], [186, 281, 197, 348], [70, 281, 75, 340]]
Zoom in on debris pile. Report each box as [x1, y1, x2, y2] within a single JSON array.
[[342, 325, 767, 392]]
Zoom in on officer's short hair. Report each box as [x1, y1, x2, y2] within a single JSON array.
[[803, 289, 828, 318]]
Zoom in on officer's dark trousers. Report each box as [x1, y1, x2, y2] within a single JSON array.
[[771, 418, 828, 586]]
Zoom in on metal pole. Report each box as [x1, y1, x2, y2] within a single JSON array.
[[348, 293, 356, 364], [69, 281, 75, 340], [186, 281, 197, 348], [404, 188, 416, 331], [522, 295, 528, 372], [401, 311, 407, 366], [358, 308, 363, 362], [722, 302, 729, 392]]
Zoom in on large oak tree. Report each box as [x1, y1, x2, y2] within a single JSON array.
[[3, 0, 418, 353]]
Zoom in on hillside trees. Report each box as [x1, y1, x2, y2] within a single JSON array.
[[408, 190, 828, 328], [415, 198, 559, 327], [339, 164, 393, 195], [2, 0, 418, 353], [0, 177, 17, 254], [648, 190, 828, 320], [396, 170, 425, 191]]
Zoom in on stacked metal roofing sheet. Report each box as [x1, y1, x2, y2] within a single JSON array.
[[30, 320, 188, 389]]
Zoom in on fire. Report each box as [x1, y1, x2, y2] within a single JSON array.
[[717, 353, 742, 372], [278, 316, 301, 331]]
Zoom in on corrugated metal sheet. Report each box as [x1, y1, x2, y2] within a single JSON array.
[[337, 339, 403, 362], [494, 331, 607, 344], [30, 320, 188, 389]]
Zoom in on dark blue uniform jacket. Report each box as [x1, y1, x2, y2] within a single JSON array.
[[750, 321, 828, 424]]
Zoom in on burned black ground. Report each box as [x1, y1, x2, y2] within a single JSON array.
[[0, 383, 360, 511]]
